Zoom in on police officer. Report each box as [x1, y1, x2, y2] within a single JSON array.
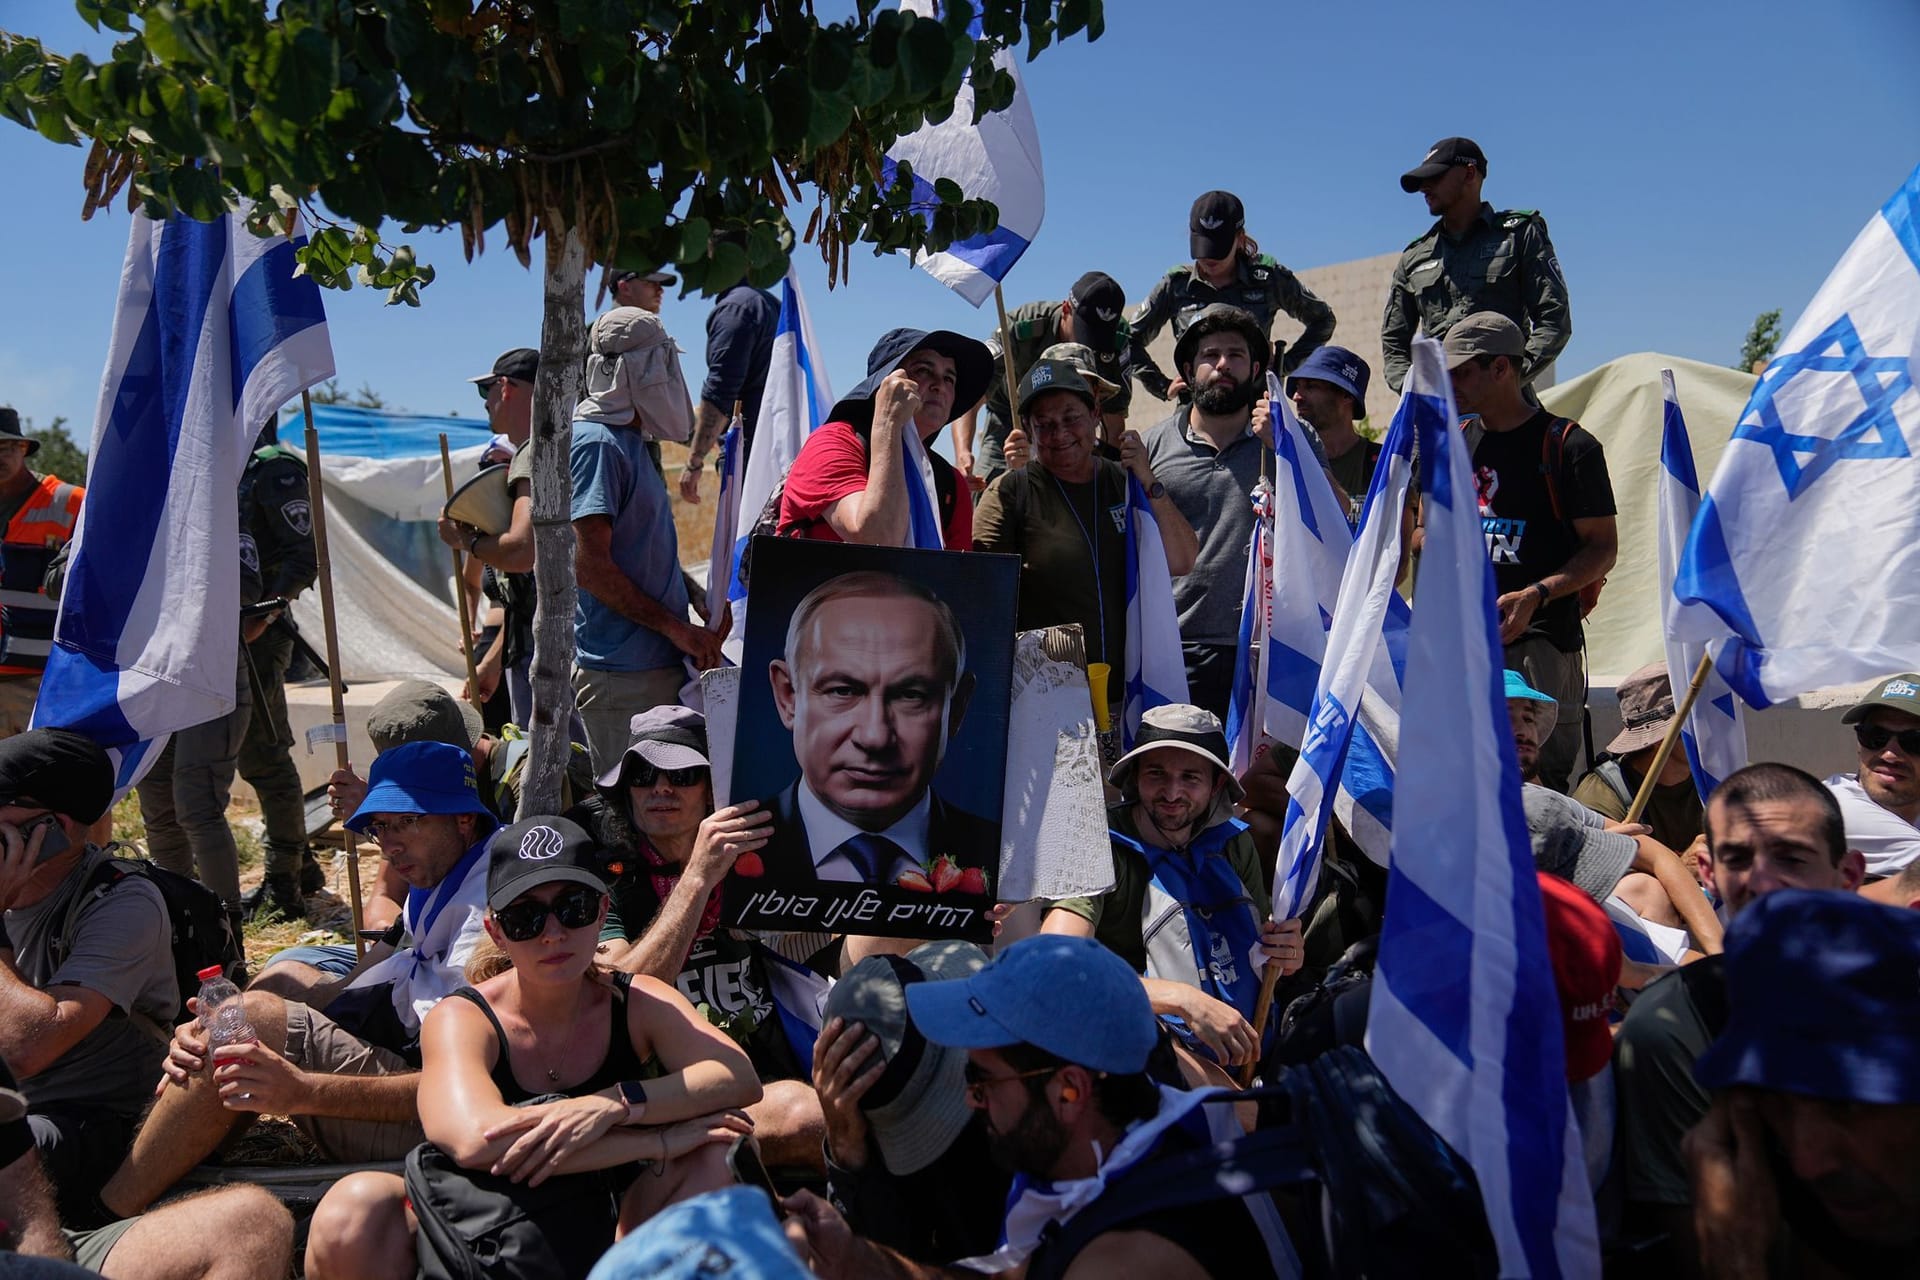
[[1381, 137, 1571, 393], [1127, 190, 1335, 402], [236, 418, 320, 921]]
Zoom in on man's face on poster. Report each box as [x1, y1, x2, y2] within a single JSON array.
[[769, 591, 974, 831]]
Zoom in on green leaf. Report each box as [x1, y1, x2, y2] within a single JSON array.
[[932, 176, 965, 204], [805, 85, 853, 149], [678, 215, 712, 261]]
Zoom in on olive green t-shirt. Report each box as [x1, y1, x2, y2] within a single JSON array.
[[972, 461, 1129, 670], [1570, 762, 1704, 853]]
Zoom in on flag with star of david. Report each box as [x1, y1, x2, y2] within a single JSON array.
[[1675, 163, 1920, 708]]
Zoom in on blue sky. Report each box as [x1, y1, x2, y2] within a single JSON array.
[[2, 0, 1917, 440]]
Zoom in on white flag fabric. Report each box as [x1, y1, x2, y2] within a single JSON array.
[[723, 269, 832, 664], [1366, 336, 1600, 1280], [1676, 163, 1920, 707], [1224, 477, 1273, 777], [884, 1, 1044, 306], [1658, 370, 1747, 797], [705, 417, 743, 636], [1121, 476, 1189, 748], [35, 208, 334, 792]]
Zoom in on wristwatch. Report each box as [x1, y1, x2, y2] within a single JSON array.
[[1532, 581, 1551, 607], [1147, 481, 1167, 501], [619, 1078, 648, 1118]]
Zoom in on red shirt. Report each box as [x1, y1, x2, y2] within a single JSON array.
[[777, 421, 973, 550]]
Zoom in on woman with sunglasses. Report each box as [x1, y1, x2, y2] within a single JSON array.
[[303, 814, 759, 1280]]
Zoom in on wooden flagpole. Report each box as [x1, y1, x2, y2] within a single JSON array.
[[438, 435, 482, 701], [1623, 651, 1716, 826]]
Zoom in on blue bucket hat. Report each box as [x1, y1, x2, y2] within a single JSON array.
[[1287, 344, 1372, 416], [1695, 889, 1920, 1105], [585, 1186, 809, 1280], [905, 934, 1156, 1075], [345, 740, 499, 840], [827, 327, 994, 432]]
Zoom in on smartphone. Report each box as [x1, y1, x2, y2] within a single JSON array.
[[726, 1135, 786, 1218], [22, 815, 68, 864]]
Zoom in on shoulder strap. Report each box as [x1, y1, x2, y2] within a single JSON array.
[[1596, 760, 1634, 809], [1539, 416, 1577, 522], [55, 857, 135, 966], [452, 986, 512, 1060]]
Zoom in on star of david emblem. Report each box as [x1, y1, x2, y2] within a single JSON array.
[[1735, 315, 1915, 498]]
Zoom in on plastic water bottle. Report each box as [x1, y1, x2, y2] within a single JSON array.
[[194, 964, 240, 1027], [207, 1000, 257, 1049]]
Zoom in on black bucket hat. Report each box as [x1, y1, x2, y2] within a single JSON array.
[[828, 328, 994, 431]]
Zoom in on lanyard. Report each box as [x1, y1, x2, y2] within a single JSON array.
[[1048, 469, 1108, 666]]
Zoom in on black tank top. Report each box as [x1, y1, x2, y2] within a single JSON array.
[[453, 972, 658, 1105]]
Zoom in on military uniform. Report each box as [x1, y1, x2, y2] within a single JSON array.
[[1380, 203, 1570, 392], [235, 439, 318, 915], [1127, 254, 1335, 400], [975, 300, 1134, 479]]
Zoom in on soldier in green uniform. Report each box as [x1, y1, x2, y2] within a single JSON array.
[[236, 419, 321, 921], [953, 271, 1132, 483], [1381, 136, 1571, 393], [1127, 190, 1336, 403]]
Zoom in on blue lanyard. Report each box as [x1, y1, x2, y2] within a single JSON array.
[[1048, 469, 1108, 665]]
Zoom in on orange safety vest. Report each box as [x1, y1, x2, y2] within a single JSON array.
[[0, 474, 84, 676]]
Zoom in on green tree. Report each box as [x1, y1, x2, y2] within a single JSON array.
[[1739, 308, 1783, 373], [0, 0, 1100, 813], [309, 379, 388, 409], [19, 416, 87, 486]]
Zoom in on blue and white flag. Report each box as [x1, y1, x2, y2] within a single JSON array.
[[35, 208, 333, 793], [883, 0, 1044, 306], [1659, 370, 1747, 798], [723, 268, 832, 664], [1367, 336, 1599, 1280], [1122, 475, 1189, 748], [1676, 163, 1920, 707], [705, 417, 743, 637], [1224, 478, 1273, 776]]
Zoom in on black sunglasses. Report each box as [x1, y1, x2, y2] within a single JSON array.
[[495, 885, 603, 942], [475, 377, 499, 401], [1856, 723, 1920, 756], [626, 760, 708, 789]]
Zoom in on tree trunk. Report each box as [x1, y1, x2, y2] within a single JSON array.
[[522, 223, 586, 818]]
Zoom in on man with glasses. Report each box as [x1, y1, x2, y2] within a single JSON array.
[[101, 742, 502, 1219], [1825, 674, 1920, 878], [609, 267, 674, 315], [0, 408, 82, 740]]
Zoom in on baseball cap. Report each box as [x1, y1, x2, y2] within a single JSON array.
[[1188, 190, 1245, 260], [1400, 136, 1487, 193], [907, 934, 1157, 1076], [589, 1186, 811, 1280], [1066, 271, 1126, 352], [1504, 667, 1560, 738], [1035, 342, 1121, 400], [0, 728, 114, 823], [610, 268, 678, 288], [366, 680, 484, 755], [598, 705, 711, 788], [1695, 889, 1920, 1105], [467, 348, 540, 386], [1608, 663, 1678, 756], [345, 740, 499, 838], [486, 814, 608, 911], [1841, 673, 1920, 725], [1016, 358, 1098, 418], [1523, 783, 1637, 903], [1537, 871, 1622, 1083], [1107, 703, 1244, 802], [0, 407, 38, 456], [821, 940, 988, 1175], [1442, 313, 1525, 369], [1286, 345, 1372, 416], [1172, 303, 1272, 374]]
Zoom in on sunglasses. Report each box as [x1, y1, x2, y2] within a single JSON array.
[[495, 885, 604, 942], [1855, 723, 1920, 756], [960, 1062, 1059, 1107], [626, 761, 708, 789]]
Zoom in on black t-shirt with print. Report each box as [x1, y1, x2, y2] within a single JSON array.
[[1470, 410, 1615, 651]]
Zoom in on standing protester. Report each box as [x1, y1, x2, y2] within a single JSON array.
[[952, 272, 1132, 483], [0, 407, 83, 739], [1127, 190, 1335, 403], [1382, 136, 1571, 394], [1447, 313, 1617, 793], [1571, 663, 1705, 852], [679, 263, 779, 500], [610, 267, 675, 315], [235, 418, 321, 922], [1287, 345, 1380, 523], [1824, 674, 1920, 877]]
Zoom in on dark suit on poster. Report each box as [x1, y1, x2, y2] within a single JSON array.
[[753, 780, 998, 889]]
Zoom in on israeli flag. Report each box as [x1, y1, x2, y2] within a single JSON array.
[[883, 0, 1044, 306], [1367, 336, 1600, 1280], [1224, 478, 1273, 776], [1676, 163, 1920, 707], [1659, 370, 1747, 798], [1122, 476, 1189, 748], [723, 269, 832, 663], [1268, 380, 1413, 915], [35, 208, 333, 793], [705, 416, 743, 637]]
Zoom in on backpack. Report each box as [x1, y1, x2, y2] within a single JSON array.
[[579, 307, 695, 443], [1537, 415, 1605, 619], [55, 851, 242, 1026]]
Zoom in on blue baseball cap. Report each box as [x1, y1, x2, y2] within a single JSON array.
[[905, 934, 1156, 1075], [345, 740, 499, 839], [1695, 889, 1920, 1105], [1287, 344, 1372, 415], [586, 1186, 809, 1280]]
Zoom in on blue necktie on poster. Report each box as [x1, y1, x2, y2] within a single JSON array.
[[1675, 163, 1920, 707], [34, 207, 334, 795]]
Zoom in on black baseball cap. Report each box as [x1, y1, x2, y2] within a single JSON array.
[[612, 268, 676, 288], [1189, 190, 1245, 260], [467, 348, 540, 386], [486, 815, 609, 911], [1017, 359, 1098, 417], [0, 408, 33, 456], [1400, 137, 1487, 193], [0, 728, 115, 824], [1066, 271, 1126, 351]]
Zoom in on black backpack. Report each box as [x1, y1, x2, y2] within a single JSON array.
[[55, 851, 242, 1026]]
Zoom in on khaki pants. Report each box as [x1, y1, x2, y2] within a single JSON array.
[[571, 665, 686, 777], [283, 1001, 425, 1162], [1506, 633, 1586, 793]]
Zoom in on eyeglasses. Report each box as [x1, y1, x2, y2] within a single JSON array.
[[494, 885, 604, 942], [475, 378, 500, 402], [1855, 723, 1920, 756], [961, 1062, 1059, 1107], [363, 813, 427, 841], [626, 761, 708, 789]]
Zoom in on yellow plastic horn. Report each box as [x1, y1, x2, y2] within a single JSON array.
[[1086, 662, 1112, 733]]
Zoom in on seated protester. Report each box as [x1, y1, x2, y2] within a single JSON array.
[[1538, 872, 1624, 1197], [812, 941, 1011, 1265], [303, 816, 760, 1280], [0, 730, 177, 1221], [1612, 763, 1865, 1276], [1505, 666, 1559, 786], [1687, 890, 1920, 1277], [782, 935, 1298, 1279], [778, 327, 993, 550], [1571, 663, 1704, 853], [1041, 705, 1303, 1070], [1824, 673, 1920, 877], [1862, 857, 1920, 910], [591, 707, 836, 1171], [98, 742, 500, 1220]]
